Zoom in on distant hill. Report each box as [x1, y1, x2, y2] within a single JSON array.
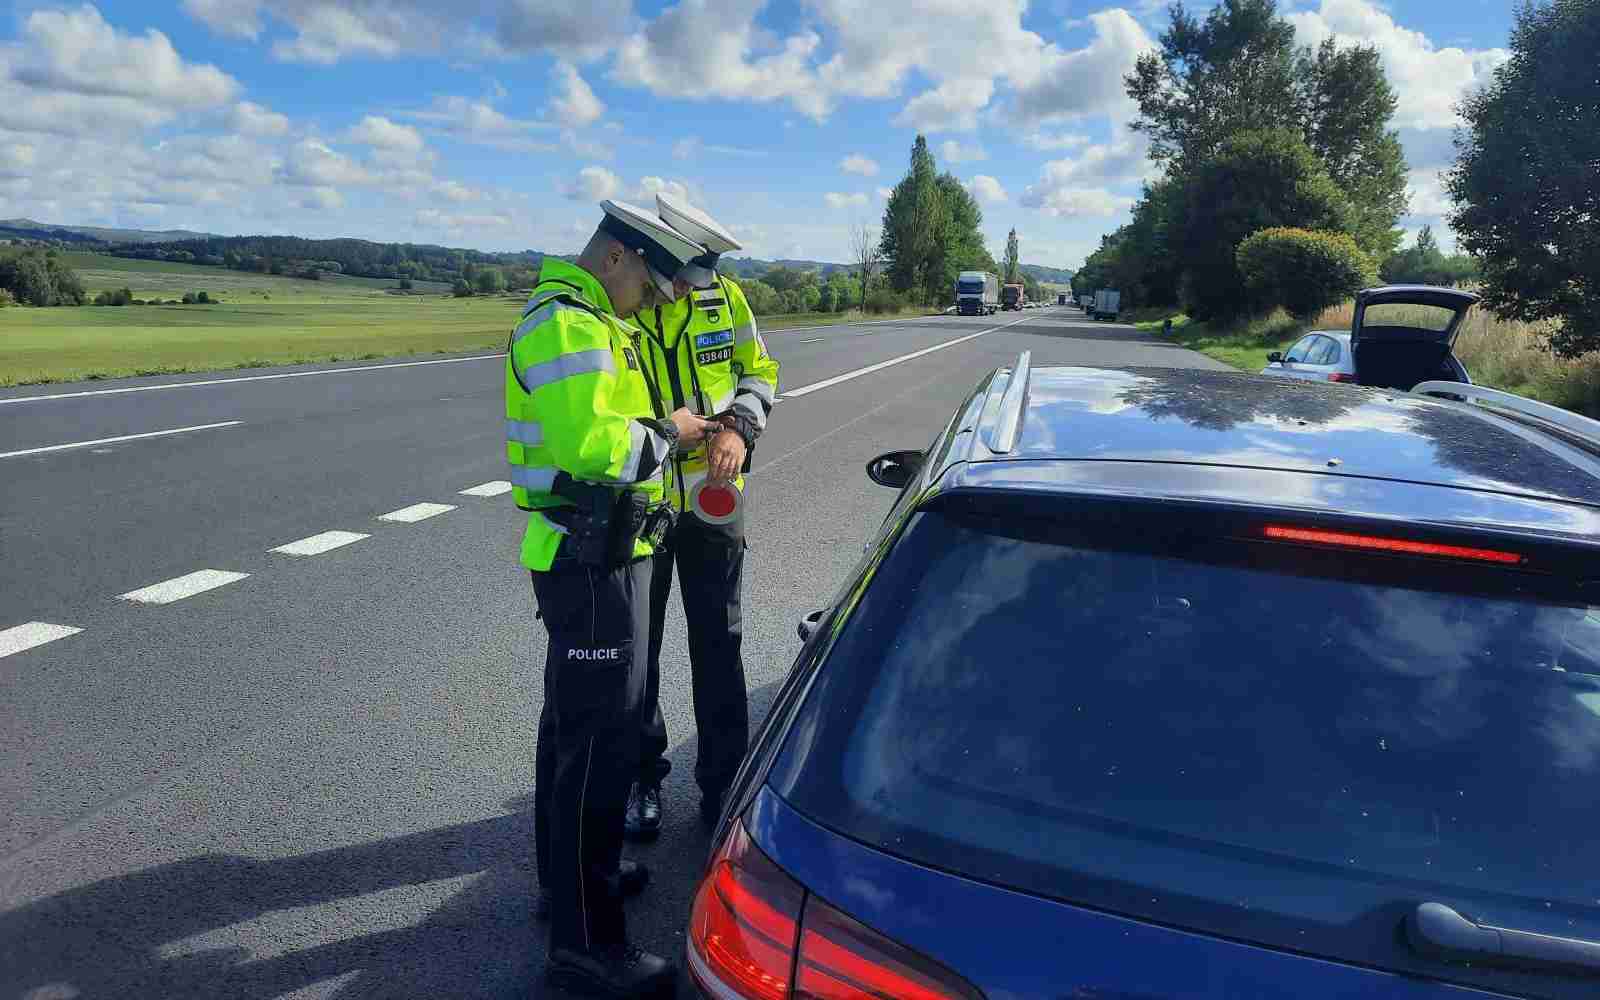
[[1019, 264, 1074, 283], [0, 218, 222, 245]]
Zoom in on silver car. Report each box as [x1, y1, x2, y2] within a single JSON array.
[[1261, 331, 1356, 383]]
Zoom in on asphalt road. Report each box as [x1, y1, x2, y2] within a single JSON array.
[[0, 305, 1225, 999]]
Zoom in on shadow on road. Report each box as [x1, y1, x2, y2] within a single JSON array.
[[1, 681, 787, 1000]]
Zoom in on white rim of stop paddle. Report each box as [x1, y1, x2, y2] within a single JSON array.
[[689, 480, 741, 524]]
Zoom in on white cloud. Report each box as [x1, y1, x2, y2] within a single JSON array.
[[1287, 0, 1508, 131], [231, 101, 290, 136], [346, 115, 424, 153], [824, 192, 869, 209], [562, 165, 620, 202], [613, 0, 828, 117], [183, 0, 632, 64], [297, 186, 343, 211], [416, 208, 512, 230], [1018, 185, 1134, 218], [434, 180, 482, 203], [634, 176, 700, 205], [550, 62, 605, 128], [1023, 130, 1090, 151], [1406, 168, 1452, 217], [967, 175, 1008, 204], [0, 142, 37, 179], [939, 140, 988, 164], [16, 5, 238, 108], [401, 96, 555, 153], [840, 154, 879, 176], [876, 186, 893, 200], [0, 4, 239, 136], [1010, 9, 1156, 125], [282, 139, 374, 187], [894, 77, 993, 133]]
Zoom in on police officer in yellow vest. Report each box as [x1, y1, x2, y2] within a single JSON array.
[[624, 194, 780, 838], [513, 199, 719, 997]]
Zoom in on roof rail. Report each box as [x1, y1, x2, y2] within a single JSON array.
[[985, 350, 1031, 454], [1412, 381, 1600, 451]]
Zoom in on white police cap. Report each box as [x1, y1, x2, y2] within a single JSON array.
[[655, 193, 741, 255], [599, 199, 706, 298]]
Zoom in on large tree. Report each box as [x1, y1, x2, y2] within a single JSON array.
[[849, 221, 881, 310], [1125, 0, 1301, 170], [1003, 229, 1020, 283], [1177, 127, 1351, 319], [1296, 39, 1408, 258], [880, 136, 995, 303], [1448, 0, 1600, 357]]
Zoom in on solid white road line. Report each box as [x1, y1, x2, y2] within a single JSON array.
[[377, 502, 456, 523], [0, 355, 506, 405], [459, 480, 513, 497], [120, 569, 250, 605], [0, 622, 83, 659], [0, 421, 242, 459], [270, 530, 370, 556], [781, 315, 1032, 399], [799, 338, 825, 344]]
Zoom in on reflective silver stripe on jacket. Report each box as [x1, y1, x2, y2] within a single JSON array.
[[510, 300, 586, 352], [736, 376, 775, 405], [509, 466, 559, 493], [622, 421, 671, 482], [732, 321, 763, 349], [517, 349, 615, 391], [505, 418, 543, 446], [534, 511, 569, 535]]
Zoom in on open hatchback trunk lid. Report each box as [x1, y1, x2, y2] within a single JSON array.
[[1352, 284, 1480, 390]]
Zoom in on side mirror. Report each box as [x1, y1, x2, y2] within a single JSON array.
[[797, 609, 825, 642], [1267, 351, 1283, 364], [866, 450, 925, 489]]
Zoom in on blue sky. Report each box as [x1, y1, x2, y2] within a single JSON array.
[[0, 1, 1517, 267]]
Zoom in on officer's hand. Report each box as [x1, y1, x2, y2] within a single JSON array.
[[670, 407, 720, 447], [706, 429, 746, 483]]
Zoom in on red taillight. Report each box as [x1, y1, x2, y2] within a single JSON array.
[[1327, 372, 1356, 383], [689, 820, 982, 1000], [1263, 524, 1525, 565], [689, 822, 802, 1000]]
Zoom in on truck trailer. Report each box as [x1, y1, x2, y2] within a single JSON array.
[[1002, 283, 1025, 311], [955, 271, 999, 316], [1090, 288, 1121, 321]]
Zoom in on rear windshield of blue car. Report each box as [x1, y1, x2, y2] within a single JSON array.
[[769, 508, 1600, 997]]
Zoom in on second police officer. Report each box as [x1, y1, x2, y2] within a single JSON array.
[[626, 194, 780, 838]]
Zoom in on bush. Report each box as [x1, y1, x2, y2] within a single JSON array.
[[0, 287, 13, 307], [452, 279, 473, 298], [181, 292, 197, 304], [864, 287, 910, 314], [197, 291, 212, 304], [1237, 228, 1374, 319], [0, 248, 87, 306], [398, 277, 413, 290]]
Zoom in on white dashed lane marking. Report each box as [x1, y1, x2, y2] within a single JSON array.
[[0, 421, 242, 460], [270, 530, 370, 556], [120, 569, 250, 605], [377, 502, 456, 523], [459, 481, 512, 497], [0, 622, 83, 659]]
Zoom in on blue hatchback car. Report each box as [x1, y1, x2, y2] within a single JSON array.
[[686, 356, 1600, 1000]]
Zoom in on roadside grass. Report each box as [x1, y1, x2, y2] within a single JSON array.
[[0, 260, 941, 387], [1138, 302, 1600, 418], [0, 296, 519, 386]]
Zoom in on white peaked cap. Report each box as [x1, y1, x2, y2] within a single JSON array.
[[656, 193, 742, 255], [599, 198, 706, 298]]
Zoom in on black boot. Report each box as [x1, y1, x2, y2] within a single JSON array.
[[699, 790, 725, 832], [546, 942, 675, 997], [537, 860, 650, 921], [623, 782, 661, 841]]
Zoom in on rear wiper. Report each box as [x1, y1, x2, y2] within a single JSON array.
[[1407, 902, 1600, 978]]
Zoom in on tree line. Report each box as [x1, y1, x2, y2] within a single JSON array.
[[109, 235, 536, 287], [1073, 0, 1440, 321]]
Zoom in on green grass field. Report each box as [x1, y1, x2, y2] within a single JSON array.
[[0, 254, 938, 386]]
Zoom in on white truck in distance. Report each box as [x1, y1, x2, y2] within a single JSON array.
[[1091, 289, 1121, 321], [955, 271, 999, 316]]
